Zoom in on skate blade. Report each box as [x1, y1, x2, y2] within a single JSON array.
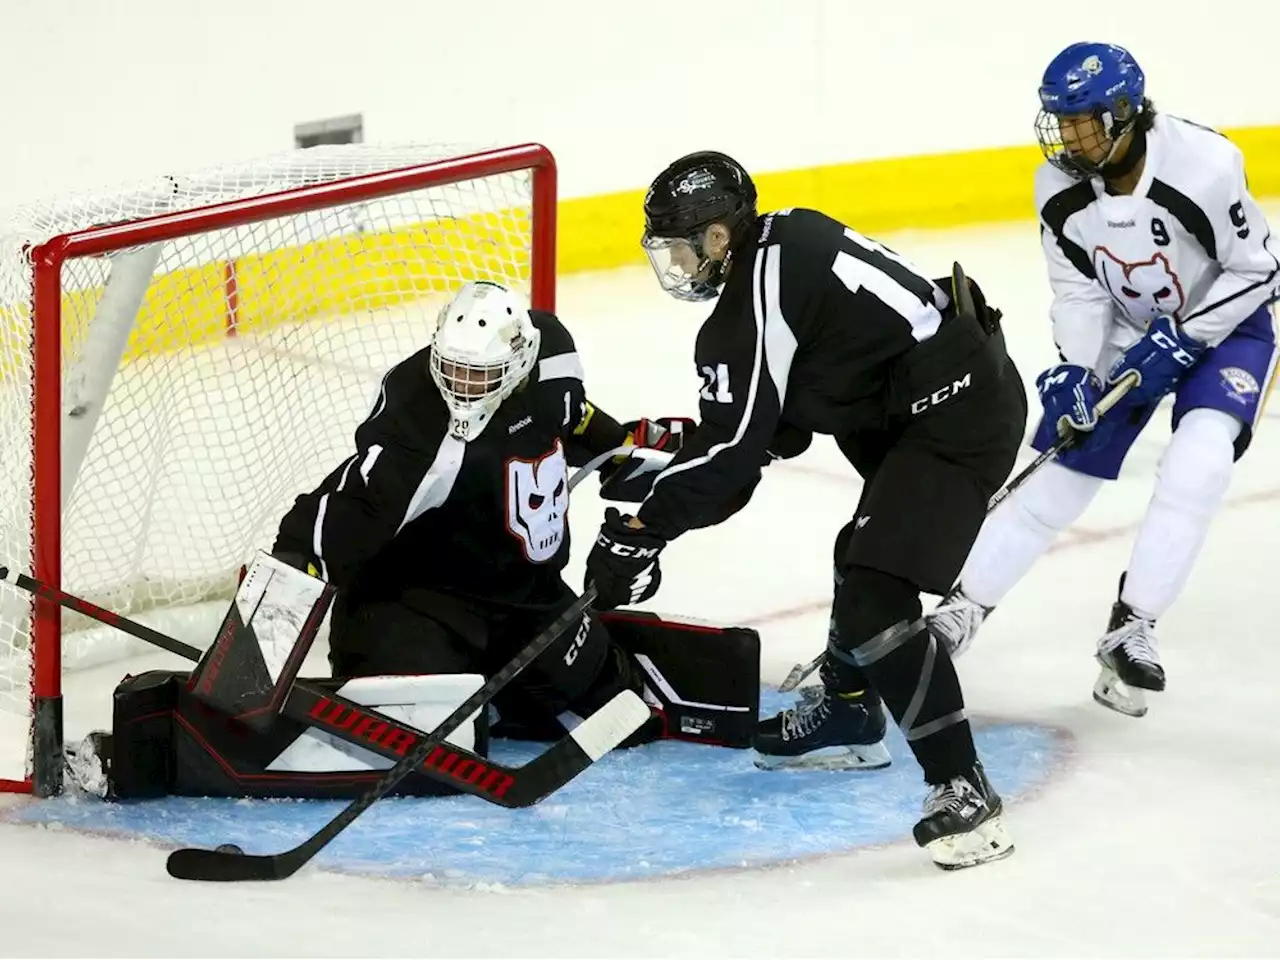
[[1092, 664, 1149, 718], [753, 740, 891, 772], [926, 815, 1015, 871]]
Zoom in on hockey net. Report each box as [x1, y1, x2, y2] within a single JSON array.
[[0, 142, 556, 793]]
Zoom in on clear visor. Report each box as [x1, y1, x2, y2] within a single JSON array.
[[642, 233, 719, 302]]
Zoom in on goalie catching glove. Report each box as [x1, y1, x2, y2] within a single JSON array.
[[621, 416, 696, 454], [597, 417, 695, 502], [599, 418, 812, 504]]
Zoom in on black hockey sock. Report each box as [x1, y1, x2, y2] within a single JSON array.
[[819, 645, 871, 695], [822, 562, 872, 694], [830, 566, 977, 784]]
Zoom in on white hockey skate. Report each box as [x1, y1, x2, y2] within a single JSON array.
[[1093, 596, 1165, 718], [926, 585, 994, 658]]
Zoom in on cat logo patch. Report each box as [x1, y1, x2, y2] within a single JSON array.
[[1093, 248, 1186, 324]]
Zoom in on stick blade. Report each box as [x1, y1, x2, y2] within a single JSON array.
[[166, 847, 298, 882], [568, 689, 650, 761]]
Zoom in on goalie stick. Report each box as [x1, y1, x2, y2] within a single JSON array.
[[567, 443, 633, 493], [0, 569, 648, 844]]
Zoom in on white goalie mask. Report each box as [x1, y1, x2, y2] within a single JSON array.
[[429, 281, 541, 440]]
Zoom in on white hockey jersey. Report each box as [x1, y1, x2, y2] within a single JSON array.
[[1036, 114, 1280, 373]]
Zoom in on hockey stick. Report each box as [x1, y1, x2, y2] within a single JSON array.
[[567, 444, 633, 493], [0, 567, 648, 813], [164, 585, 645, 881], [985, 369, 1137, 513], [778, 347, 1141, 691]]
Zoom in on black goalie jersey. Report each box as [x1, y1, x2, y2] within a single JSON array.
[[274, 311, 622, 609]]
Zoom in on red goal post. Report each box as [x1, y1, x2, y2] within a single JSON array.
[[0, 142, 557, 795]]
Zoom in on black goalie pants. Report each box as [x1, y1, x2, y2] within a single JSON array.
[[327, 579, 636, 741]]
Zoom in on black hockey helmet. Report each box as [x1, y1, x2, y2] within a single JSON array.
[[642, 151, 758, 301]]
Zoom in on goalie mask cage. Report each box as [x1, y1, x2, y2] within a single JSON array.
[[0, 142, 557, 795]]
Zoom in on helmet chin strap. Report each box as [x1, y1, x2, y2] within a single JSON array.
[[691, 230, 735, 291], [1100, 118, 1147, 181]]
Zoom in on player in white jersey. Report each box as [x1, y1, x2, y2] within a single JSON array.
[[926, 41, 1280, 716]]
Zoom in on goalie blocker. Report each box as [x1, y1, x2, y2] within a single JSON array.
[[80, 555, 761, 801]]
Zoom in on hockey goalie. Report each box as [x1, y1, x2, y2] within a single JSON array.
[[64, 281, 761, 802]]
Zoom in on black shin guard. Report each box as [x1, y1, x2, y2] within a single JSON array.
[[829, 565, 976, 783]]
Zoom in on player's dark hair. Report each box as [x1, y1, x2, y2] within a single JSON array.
[[1136, 98, 1158, 133]]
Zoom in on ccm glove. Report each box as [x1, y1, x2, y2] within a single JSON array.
[[584, 508, 666, 610], [1106, 315, 1205, 407]]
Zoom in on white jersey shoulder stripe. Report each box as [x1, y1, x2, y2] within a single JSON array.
[[538, 352, 584, 382], [647, 244, 773, 495]]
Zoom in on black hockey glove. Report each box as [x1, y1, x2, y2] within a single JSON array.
[[585, 507, 666, 610], [764, 422, 812, 462]]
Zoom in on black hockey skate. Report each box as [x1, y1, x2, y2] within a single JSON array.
[[1093, 591, 1165, 718], [912, 760, 1013, 870], [753, 687, 891, 771]]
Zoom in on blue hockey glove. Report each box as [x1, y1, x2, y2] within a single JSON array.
[[1036, 363, 1107, 441], [1107, 316, 1205, 408]]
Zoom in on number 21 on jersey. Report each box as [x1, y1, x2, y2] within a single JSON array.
[[699, 363, 733, 404]]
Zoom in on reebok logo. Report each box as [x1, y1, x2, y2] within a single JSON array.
[[855, 515, 870, 530], [1107, 219, 1136, 228], [508, 415, 533, 434]]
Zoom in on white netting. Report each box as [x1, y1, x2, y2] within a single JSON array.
[[0, 143, 543, 781]]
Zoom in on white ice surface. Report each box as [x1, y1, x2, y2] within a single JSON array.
[[2, 210, 1279, 957]]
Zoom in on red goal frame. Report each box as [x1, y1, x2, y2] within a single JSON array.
[[5, 143, 557, 796]]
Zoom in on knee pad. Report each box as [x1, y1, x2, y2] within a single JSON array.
[[1158, 409, 1239, 517], [1015, 460, 1104, 532], [832, 566, 923, 652]]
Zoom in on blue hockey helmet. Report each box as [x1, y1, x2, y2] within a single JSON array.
[[1034, 42, 1147, 178]]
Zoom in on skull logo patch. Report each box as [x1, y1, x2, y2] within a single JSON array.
[[505, 439, 569, 562]]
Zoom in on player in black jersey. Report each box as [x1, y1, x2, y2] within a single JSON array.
[[273, 280, 677, 743], [62, 280, 766, 805], [582, 152, 1029, 870]]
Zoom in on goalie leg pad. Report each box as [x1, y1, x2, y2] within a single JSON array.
[[104, 669, 490, 800], [599, 611, 760, 747]]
